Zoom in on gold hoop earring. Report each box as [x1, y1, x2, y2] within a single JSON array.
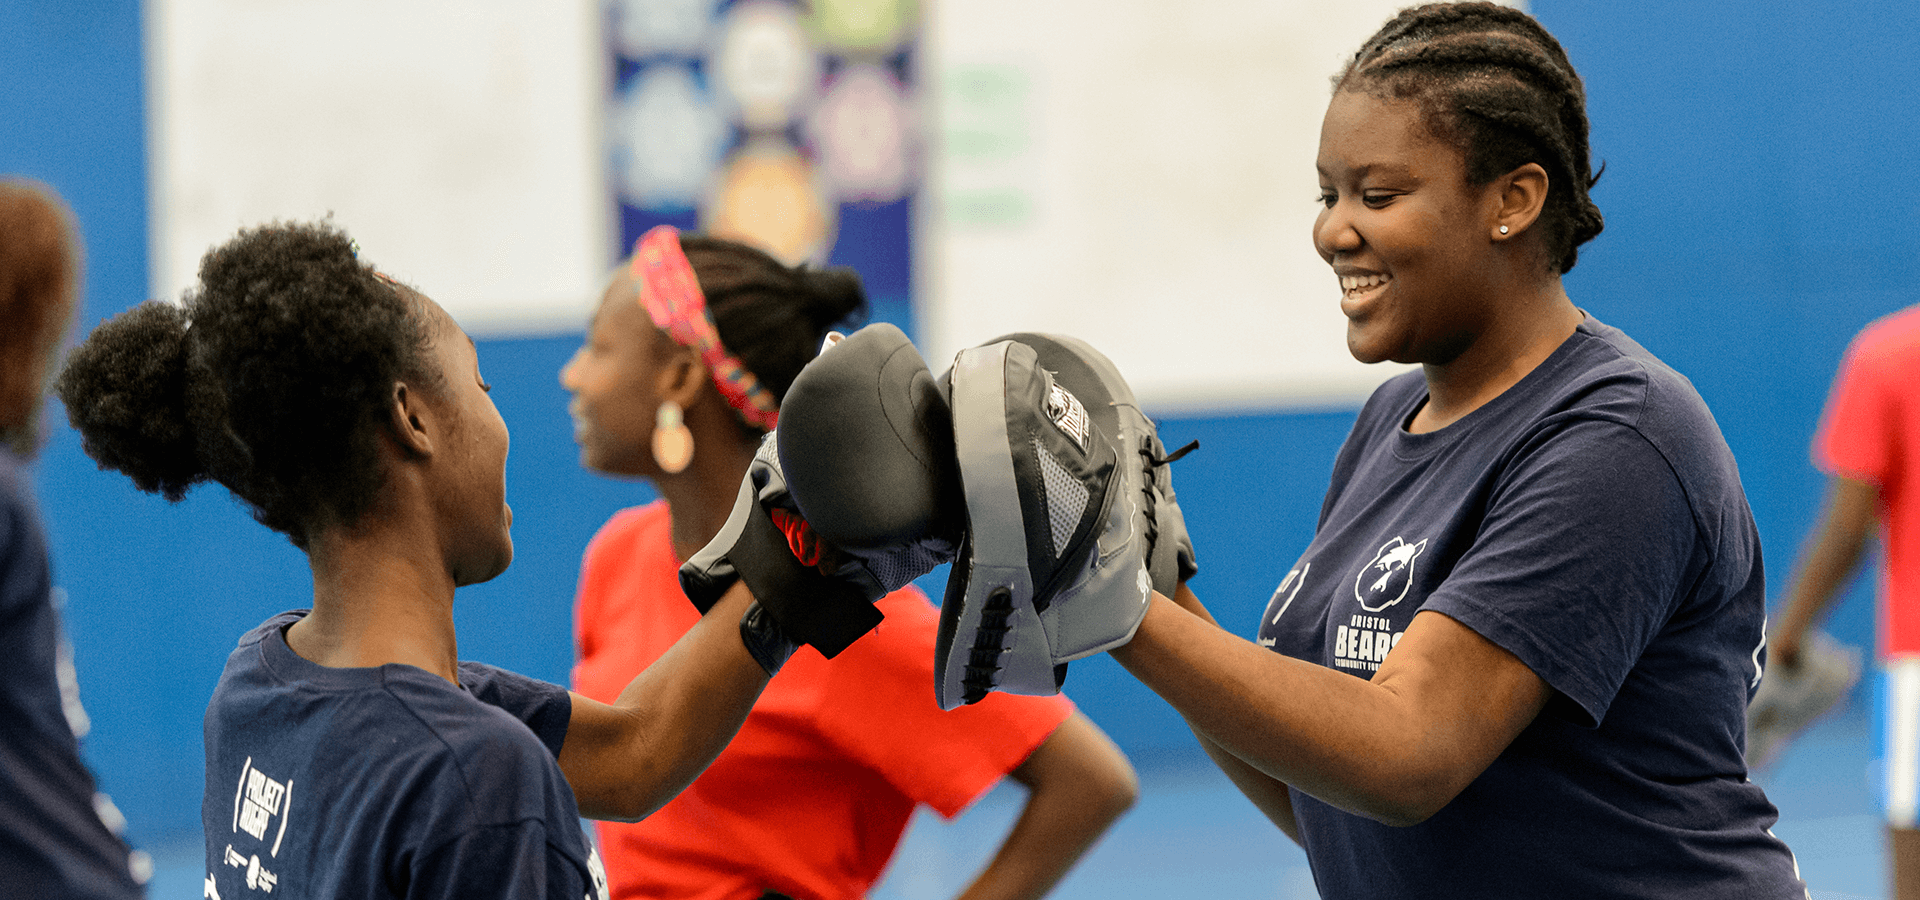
[[652, 401, 694, 475]]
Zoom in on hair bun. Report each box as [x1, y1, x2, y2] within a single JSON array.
[[798, 265, 867, 332], [54, 300, 207, 500]]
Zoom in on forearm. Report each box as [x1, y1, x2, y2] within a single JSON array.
[[1778, 532, 1872, 635], [1195, 731, 1301, 843], [952, 789, 1114, 900], [1776, 537, 1868, 641], [955, 713, 1136, 900], [1162, 587, 1302, 841], [562, 583, 768, 821], [1112, 596, 1412, 820], [1775, 476, 1879, 654], [1112, 594, 1540, 826]]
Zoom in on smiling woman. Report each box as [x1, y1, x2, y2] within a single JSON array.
[[1313, 87, 1582, 411], [1075, 3, 1814, 897]]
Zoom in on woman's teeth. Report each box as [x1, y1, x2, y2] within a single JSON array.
[[1341, 273, 1391, 296]]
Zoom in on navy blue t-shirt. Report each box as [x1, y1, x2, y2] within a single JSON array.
[[202, 610, 605, 899], [1258, 317, 1806, 898], [0, 449, 145, 899]]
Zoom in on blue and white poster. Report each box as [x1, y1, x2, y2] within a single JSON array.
[[608, 0, 921, 333]]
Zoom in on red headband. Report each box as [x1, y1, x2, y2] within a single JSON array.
[[632, 226, 780, 430]]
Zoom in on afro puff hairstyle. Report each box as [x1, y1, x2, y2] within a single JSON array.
[[55, 220, 440, 548]]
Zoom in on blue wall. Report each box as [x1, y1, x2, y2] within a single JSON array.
[[1539, 0, 1920, 656], [4, 0, 1915, 848]]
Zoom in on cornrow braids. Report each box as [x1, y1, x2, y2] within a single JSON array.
[[1338, 2, 1604, 273]]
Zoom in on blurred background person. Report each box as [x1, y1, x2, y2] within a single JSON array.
[[561, 225, 1136, 900], [0, 177, 148, 898], [1758, 305, 1920, 899]]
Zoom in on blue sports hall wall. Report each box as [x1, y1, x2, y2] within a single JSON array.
[[3, 0, 1916, 849]]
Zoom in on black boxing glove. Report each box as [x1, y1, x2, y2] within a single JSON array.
[[679, 431, 884, 667], [776, 323, 964, 595]]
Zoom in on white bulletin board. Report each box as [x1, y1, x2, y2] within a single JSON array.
[[919, 1, 1522, 411], [146, 0, 611, 335]]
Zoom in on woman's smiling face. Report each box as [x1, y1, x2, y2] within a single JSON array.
[[1313, 90, 1507, 368], [560, 271, 676, 478]]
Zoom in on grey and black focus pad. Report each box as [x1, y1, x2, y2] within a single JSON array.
[[996, 332, 1197, 598], [934, 333, 1154, 709], [778, 322, 963, 588]]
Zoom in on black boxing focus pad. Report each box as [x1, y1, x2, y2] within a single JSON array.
[[777, 323, 964, 593]]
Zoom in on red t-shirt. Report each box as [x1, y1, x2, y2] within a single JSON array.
[[1816, 305, 1920, 657], [572, 502, 1073, 900]]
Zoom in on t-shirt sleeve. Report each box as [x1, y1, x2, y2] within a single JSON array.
[[1815, 336, 1897, 483], [460, 663, 574, 760], [812, 587, 1074, 819], [411, 820, 593, 900], [1423, 418, 1693, 727]]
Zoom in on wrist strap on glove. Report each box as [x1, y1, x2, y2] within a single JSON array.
[[680, 464, 886, 658], [726, 494, 884, 657], [738, 600, 797, 675]]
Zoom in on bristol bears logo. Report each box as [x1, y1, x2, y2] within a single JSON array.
[[1354, 536, 1427, 612]]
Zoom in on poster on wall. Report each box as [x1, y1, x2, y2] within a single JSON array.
[[147, 0, 610, 336], [608, 0, 921, 333]]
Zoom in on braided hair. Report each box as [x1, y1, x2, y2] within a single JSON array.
[[678, 235, 868, 425], [54, 221, 439, 549], [1337, 2, 1604, 273]]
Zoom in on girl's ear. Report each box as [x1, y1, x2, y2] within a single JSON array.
[[655, 343, 706, 410], [1491, 161, 1549, 241], [386, 380, 436, 459]]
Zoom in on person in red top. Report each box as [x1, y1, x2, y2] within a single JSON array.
[[1768, 304, 1920, 899], [560, 226, 1137, 900]]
